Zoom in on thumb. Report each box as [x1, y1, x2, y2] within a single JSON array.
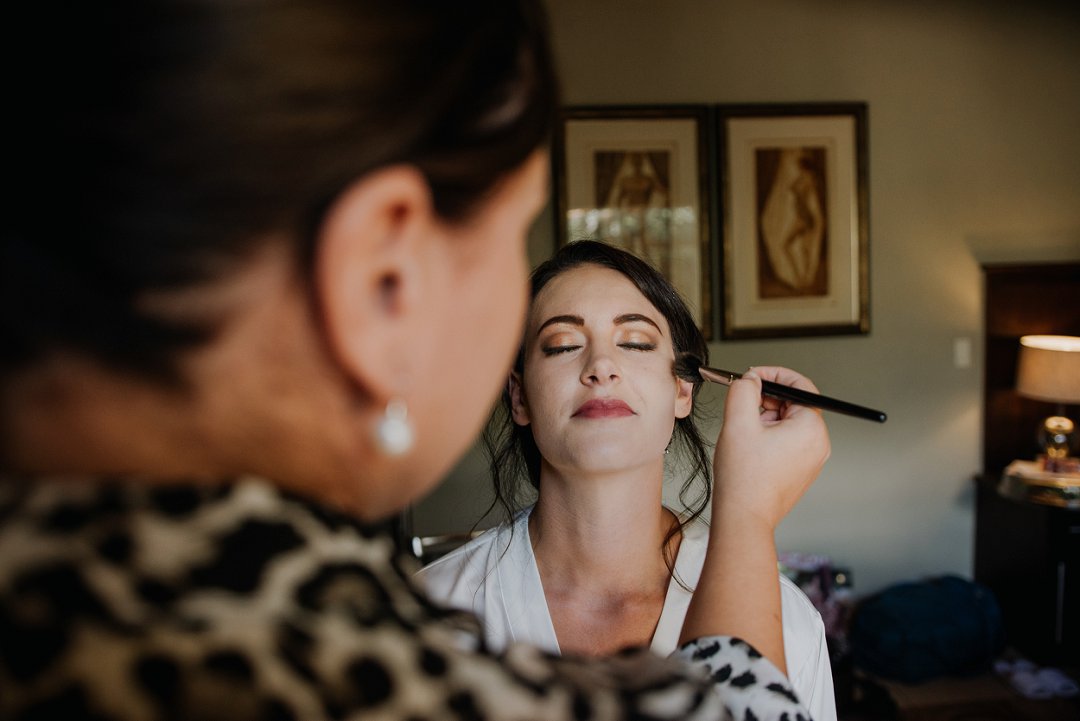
[[723, 369, 763, 426]]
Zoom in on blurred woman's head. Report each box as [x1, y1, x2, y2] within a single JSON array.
[[2, 0, 558, 518], [5, 0, 556, 381], [486, 241, 712, 532]]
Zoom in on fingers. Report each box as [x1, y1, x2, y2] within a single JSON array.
[[723, 369, 764, 423], [726, 366, 820, 426], [712, 365, 831, 530], [746, 365, 820, 394]]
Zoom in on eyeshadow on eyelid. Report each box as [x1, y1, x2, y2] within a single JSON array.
[[622, 330, 656, 342]]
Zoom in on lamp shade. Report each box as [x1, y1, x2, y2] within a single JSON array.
[[1017, 335, 1080, 404]]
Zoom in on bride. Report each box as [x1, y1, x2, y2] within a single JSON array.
[[420, 240, 837, 721]]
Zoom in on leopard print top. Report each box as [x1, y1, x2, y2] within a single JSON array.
[[0, 476, 811, 720]]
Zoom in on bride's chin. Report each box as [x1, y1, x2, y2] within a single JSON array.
[[560, 447, 665, 476]]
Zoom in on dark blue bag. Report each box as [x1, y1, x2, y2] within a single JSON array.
[[850, 575, 1005, 683]]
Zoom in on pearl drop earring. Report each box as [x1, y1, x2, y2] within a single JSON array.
[[374, 399, 414, 456]]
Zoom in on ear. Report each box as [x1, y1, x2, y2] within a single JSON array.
[[674, 376, 694, 420], [313, 165, 434, 401], [508, 371, 531, 426]]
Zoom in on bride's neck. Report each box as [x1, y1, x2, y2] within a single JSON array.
[[529, 463, 680, 593]]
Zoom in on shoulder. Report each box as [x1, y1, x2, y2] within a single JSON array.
[[415, 511, 528, 604], [777, 576, 837, 719], [416, 526, 501, 589], [673, 514, 826, 641], [777, 575, 831, 688], [672, 509, 710, 560], [679, 511, 710, 539], [778, 574, 826, 630], [419, 525, 502, 571]]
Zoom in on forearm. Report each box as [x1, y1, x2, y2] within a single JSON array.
[[678, 509, 786, 674], [679, 366, 828, 678]]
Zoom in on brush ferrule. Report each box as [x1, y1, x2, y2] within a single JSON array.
[[699, 367, 739, 386]]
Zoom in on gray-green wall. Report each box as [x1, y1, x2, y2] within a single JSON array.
[[413, 0, 1080, 595]]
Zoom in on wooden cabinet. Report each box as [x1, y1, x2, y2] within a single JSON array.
[[974, 263, 1080, 665], [975, 474, 1080, 664]]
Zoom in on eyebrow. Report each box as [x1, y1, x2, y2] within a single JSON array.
[[614, 313, 663, 334], [536, 314, 583, 335], [535, 312, 663, 336]]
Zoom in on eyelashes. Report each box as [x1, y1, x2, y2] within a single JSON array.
[[541, 342, 657, 357], [541, 345, 581, 356]]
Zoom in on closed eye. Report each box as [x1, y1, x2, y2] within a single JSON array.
[[619, 342, 656, 351], [542, 345, 582, 356]]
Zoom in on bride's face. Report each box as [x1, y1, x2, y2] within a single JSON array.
[[512, 263, 694, 479]]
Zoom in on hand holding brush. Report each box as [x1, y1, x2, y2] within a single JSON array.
[[674, 353, 887, 423]]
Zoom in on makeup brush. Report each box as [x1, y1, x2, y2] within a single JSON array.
[[674, 353, 887, 423]]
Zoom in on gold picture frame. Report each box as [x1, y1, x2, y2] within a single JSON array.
[[553, 105, 713, 338], [716, 103, 869, 339]]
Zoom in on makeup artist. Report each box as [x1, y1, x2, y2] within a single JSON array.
[[0, 1, 828, 719], [420, 241, 836, 721]]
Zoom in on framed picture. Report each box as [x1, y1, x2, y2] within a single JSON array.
[[554, 106, 713, 336], [716, 103, 869, 339]]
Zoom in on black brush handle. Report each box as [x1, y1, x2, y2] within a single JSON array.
[[760, 378, 887, 423], [699, 366, 887, 423]]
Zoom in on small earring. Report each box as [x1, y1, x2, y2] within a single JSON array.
[[374, 399, 414, 456]]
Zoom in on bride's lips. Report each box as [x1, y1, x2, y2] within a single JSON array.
[[572, 398, 635, 419]]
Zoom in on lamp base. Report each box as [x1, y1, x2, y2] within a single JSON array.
[[1039, 414, 1075, 460]]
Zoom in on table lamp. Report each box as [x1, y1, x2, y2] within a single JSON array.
[[1016, 335, 1080, 462]]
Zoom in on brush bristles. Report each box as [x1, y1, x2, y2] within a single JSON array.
[[673, 352, 705, 383]]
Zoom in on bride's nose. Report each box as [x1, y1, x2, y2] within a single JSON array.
[[581, 346, 621, 385]]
